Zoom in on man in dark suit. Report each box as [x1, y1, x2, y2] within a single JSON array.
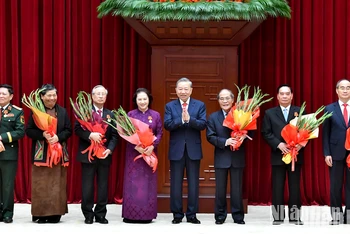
[[0, 84, 25, 223], [164, 77, 206, 224], [206, 89, 247, 225], [323, 79, 350, 225], [75, 85, 118, 224], [261, 84, 304, 225]]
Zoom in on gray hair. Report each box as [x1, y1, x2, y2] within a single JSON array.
[[217, 89, 234, 100], [176, 77, 192, 88], [336, 79, 350, 88], [92, 85, 108, 95]]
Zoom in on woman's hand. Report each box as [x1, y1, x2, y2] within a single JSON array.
[[135, 145, 145, 154], [143, 145, 154, 156]]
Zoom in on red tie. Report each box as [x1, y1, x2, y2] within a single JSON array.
[[182, 102, 187, 111], [97, 109, 102, 117], [343, 103, 348, 126]]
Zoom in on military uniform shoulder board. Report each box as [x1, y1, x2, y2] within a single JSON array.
[[12, 105, 22, 110]]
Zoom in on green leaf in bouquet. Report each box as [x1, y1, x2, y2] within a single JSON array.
[[21, 88, 46, 112], [106, 106, 136, 136], [296, 102, 333, 132], [69, 91, 92, 121]]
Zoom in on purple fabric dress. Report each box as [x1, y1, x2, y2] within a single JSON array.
[[122, 109, 163, 221]]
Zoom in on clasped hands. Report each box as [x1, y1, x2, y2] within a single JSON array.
[[43, 131, 59, 145], [277, 142, 302, 154], [135, 145, 154, 156], [89, 132, 110, 159], [182, 108, 190, 123], [225, 137, 243, 148]]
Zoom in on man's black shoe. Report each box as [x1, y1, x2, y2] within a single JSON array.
[[215, 219, 225, 225], [84, 217, 93, 224], [172, 218, 182, 224], [186, 217, 201, 224], [234, 220, 245, 224], [290, 219, 304, 225], [95, 216, 108, 224], [3, 217, 13, 223], [272, 220, 284, 225]]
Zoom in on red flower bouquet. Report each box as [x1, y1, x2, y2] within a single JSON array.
[[108, 107, 158, 173], [281, 102, 332, 171], [22, 88, 65, 167], [223, 84, 273, 150], [70, 91, 108, 162]]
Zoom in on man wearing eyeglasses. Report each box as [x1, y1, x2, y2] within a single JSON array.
[[75, 85, 118, 225], [323, 79, 350, 225], [206, 89, 248, 225]]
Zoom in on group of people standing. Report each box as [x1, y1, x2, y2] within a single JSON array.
[[0, 78, 349, 226]]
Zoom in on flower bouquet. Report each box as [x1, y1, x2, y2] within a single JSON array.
[[22, 89, 65, 167], [281, 102, 333, 171], [107, 106, 158, 173], [223, 84, 273, 150], [69, 91, 108, 162]]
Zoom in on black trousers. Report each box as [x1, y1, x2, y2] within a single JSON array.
[[0, 160, 17, 218], [271, 163, 302, 221], [81, 162, 110, 219], [170, 148, 200, 219], [215, 166, 244, 222]]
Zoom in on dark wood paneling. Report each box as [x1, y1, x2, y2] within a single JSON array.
[[152, 46, 242, 212], [124, 18, 262, 46]]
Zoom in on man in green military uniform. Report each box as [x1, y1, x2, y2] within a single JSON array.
[[0, 84, 25, 223]]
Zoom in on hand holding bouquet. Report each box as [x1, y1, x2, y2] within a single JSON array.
[[223, 84, 273, 150], [22, 89, 65, 167], [107, 106, 158, 173], [281, 102, 332, 171], [70, 91, 108, 162]]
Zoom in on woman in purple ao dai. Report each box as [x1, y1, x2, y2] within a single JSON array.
[[122, 88, 163, 223]]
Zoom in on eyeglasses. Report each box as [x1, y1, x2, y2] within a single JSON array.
[[93, 92, 107, 96], [338, 86, 350, 91], [219, 97, 232, 101]]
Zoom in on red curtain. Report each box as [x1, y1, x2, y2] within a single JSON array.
[[0, 0, 151, 203], [240, 0, 350, 205], [1, 0, 350, 206]]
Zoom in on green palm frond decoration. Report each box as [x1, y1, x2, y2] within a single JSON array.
[[97, 0, 291, 21]]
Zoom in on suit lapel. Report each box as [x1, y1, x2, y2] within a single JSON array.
[[218, 110, 225, 124], [175, 99, 182, 117], [102, 109, 107, 119], [288, 106, 297, 122], [333, 102, 347, 127], [188, 99, 196, 116], [275, 106, 286, 123]]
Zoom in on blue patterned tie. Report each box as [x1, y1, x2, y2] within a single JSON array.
[[283, 108, 288, 121]]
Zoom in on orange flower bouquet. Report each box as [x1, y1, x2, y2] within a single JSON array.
[[223, 84, 273, 150], [107, 106, 158, 173], [281, 102, 332, 171], [22, 89, 65, 167], [69, 91, 108, 162]]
